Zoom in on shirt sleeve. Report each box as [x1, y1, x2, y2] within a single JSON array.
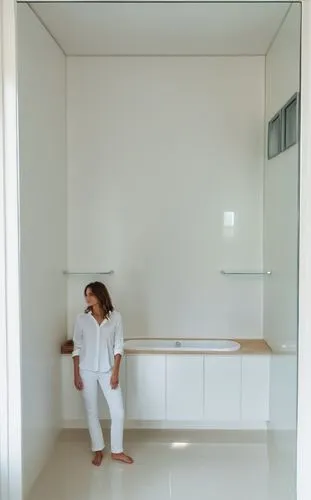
[[114, 313, 124, 357], [72, 316, 83, 358]]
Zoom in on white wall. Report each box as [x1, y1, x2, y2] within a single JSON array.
[[17, 5, 67, 497], [264, 4, 300, 433], [67, 56, 265, 340]]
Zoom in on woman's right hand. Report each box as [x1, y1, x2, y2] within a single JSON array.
[[74, 374, 84, 391]]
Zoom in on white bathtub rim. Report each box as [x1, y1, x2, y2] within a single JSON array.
[[124, 338, 241, 353]]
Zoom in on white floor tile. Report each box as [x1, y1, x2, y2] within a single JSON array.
[[27, 434, 296, 500]]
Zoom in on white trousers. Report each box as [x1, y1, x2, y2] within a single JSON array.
[[80, 370, 124, 453]]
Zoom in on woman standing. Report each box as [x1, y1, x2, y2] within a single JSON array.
[[72, 281, 133, 466]]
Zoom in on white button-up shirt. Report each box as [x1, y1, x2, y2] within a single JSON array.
[[72, 310, 124, 373]]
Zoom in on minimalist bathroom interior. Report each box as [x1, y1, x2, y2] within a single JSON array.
[[16, 1, 301, 499]]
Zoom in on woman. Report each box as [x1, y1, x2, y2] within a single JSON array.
[[72, 281, 133, 466]]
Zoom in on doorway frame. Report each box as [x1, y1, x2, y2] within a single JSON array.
[[0, 0, 22, 499], [297, 1, 311, 499], [1, 1, 311, 499]]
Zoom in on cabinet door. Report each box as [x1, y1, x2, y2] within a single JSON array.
[[167, 355, 204, 420], [126, 355, 166, 420], [241, 355, 270, 421], [204, 356, 241, 421], [62, 355, 86, 423]]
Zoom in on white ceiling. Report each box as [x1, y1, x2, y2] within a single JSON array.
[[30, 2, 290, 56]]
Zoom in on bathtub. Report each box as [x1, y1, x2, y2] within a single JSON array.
[[124, 338, 241, 353], [62, 337, 271, 428]]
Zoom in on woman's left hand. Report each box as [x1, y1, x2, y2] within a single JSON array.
[[110, 371, 119, 390]]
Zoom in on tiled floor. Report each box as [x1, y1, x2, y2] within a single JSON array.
[[28, 430, 296, 500]]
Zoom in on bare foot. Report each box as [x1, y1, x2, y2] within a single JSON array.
[[111, 452, 134, 464], [92, 451, 104, 466]]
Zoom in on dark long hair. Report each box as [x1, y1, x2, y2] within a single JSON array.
[[84, 281, 114, 319]]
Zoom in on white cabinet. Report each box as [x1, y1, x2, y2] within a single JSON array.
[[62, 355, 87, 423], [126, 355, 166, 420], [204, 356, 241, 421], [167, 356, 204, 420], [61, 351, 270, 428], [241, 355, 270, 421]]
